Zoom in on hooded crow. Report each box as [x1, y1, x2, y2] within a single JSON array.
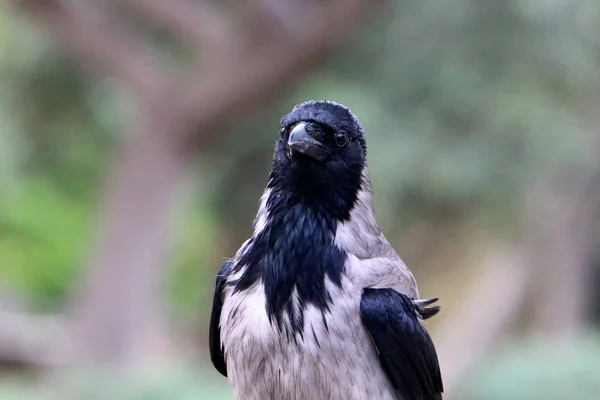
[[209, 100, 443, 400]]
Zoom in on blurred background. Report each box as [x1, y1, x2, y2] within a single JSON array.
[[2, 0, 600, 399]]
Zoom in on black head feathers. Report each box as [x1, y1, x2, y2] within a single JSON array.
[[270, 100, 367, 221], [280, 100, 367, 157]]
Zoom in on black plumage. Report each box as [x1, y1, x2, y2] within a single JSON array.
[[209, 259, 234, 377], [360, 288, 444, 400]]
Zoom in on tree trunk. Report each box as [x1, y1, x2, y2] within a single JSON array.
[[72, 116, 188, 366]]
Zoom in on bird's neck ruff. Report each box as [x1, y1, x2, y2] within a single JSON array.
[[232, 165, 365, 336]]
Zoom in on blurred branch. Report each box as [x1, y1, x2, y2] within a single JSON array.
[[120, 0, 234, 54], [242, 0, 306, 36], [10, 0, 374, 367], [15, 0, 162, 100], [179, 0, 365, 140], [0, 309, 70, 371]]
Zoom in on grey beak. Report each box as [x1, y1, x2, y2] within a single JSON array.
[[288, 122, 329, 161]]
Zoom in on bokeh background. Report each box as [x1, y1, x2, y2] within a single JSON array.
[[2, 0, 600, 399]]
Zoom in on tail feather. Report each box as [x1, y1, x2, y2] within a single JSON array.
[[414, 297, 441, 320]]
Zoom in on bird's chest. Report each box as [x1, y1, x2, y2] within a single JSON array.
[[219, 280, 397, 400]]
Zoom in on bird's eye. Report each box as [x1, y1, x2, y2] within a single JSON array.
[[334, 131, 349, 147], [280, 127, 286, 137]]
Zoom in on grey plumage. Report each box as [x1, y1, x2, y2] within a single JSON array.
[[209, 101, 443, 400]]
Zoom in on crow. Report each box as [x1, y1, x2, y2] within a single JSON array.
[[209, 100, 443, 400]]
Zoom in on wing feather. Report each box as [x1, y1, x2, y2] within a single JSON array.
[[209, 260, 234, 377], [360, 288, 443, 400]]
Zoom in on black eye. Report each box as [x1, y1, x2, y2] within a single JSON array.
[[280, 127, 286, 138], [334, 131, 349, 147]]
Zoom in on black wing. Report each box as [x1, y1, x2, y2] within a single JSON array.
[[360, 288, 443, 400], [209, 259, 234, 377]]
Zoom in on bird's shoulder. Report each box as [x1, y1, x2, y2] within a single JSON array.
[[333, 178, 419, 298], [336, 224, 418, 296], [220, 238, 254, 285], [347, 252, 419, 299]]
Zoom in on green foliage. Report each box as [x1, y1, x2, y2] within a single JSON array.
[[463, 332, 600, 400], [0, 178, 92, 306]]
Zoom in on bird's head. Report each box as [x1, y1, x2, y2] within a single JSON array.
[[279, 100, 366, 164], [269, 100, 367, 221]]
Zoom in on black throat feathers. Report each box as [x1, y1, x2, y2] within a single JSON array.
[[233, 141, 364, 336]]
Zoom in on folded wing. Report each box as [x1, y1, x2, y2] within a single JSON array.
[[360, 288, 443, 400], [209, 260, 234, 377]]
